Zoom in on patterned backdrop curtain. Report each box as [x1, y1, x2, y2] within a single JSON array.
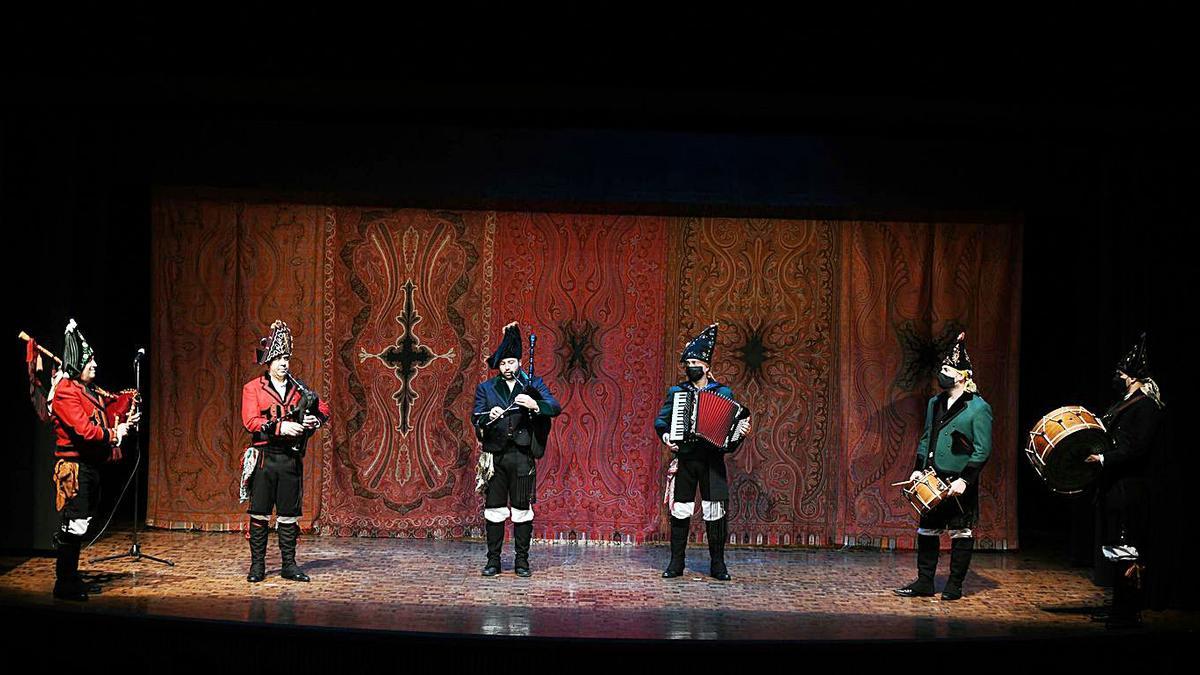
[[148, 196, 1020, 549]]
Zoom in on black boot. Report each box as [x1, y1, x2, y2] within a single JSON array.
[[278, 522, 310, 582], [941, 537, 974, 600], [482, 521, 504, 576], [513, 521, 533, 578], [706, 518, 731, 581], [246, 519, 268, 583], [663, 516, 689, 578], [1107, 562, 1143, 629], [895, 534, 939, 597], [52, 532, 87, 601]]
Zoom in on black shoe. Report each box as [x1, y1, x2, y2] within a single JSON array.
[[280, 566, 310, 582], [662, 568, 684, 579], [481, 563, 501, 577], [515, 565, 532, 578], [941, 580, 963, 601], [53, 581, 88, 602], [247, 568, 266, 583], [894, 580, 936, 597]]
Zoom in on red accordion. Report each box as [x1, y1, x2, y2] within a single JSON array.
[[667, 389, 749, 449]]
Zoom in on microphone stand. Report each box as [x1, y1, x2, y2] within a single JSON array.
[[91, 349, 174, 567]]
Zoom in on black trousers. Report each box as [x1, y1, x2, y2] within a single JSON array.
[[672, 451, 729, 503], [248, 449, 303, 517], [61, 460, 101, 527], [485, 448, 536, 510]]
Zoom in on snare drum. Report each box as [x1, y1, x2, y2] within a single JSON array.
[[902, 469, 950, 515], [1025, 405, 1107, 495]]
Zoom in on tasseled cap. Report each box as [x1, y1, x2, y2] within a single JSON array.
[[941, 331, 973, 372], [1116, 332, 1151, 380], [680, 322, 719, 364], [486, 322, 522, 369], [256, 320, 293, 365], [62, 318, 94, 378]]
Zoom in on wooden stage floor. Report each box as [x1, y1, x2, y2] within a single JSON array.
[[6, 526, 1193, 643]]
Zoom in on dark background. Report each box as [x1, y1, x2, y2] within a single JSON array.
[[3, 11, 1192, 558]]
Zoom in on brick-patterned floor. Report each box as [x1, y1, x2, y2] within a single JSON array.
[[1, 528, 1189, 640]]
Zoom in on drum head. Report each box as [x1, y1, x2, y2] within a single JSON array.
[[1043, 428, 1106, 493]]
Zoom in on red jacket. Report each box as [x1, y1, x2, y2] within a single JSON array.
[[241, 375, 331, 448], [50, 378, 117, 461]]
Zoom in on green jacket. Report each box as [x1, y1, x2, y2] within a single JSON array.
[[914, 391, 992, 484]]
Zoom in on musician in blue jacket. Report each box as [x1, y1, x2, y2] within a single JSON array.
[[472, 322, 561, 578], [895, 332, 992, 601], [654, 322, 751, 581]]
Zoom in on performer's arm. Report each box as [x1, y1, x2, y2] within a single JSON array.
[[959, 401, 993, 485], [653, 387, 679, 438], [1102, 403, 1159, 469], [472, 382, 489, 428], [531, 377, 561, 417], [52, 386, 115, 444], [913, 398, 935, 472]]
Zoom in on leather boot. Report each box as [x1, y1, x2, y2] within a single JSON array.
[[278, 522, 310, 582], [52, 532, 87, 601], [482, 521, 504, 576], [894, 534, 939, 597], [247, 518, 269, 582], [663, 516, 690, 578], [941, 537, 974, 600], [706, 518, 731, 581], [513, 521, 533, 578]]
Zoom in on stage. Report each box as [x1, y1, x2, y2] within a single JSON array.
[[3, 528, 1195, 668]]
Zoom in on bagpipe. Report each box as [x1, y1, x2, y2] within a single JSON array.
[[285, 373, 321, 456], [19, 330, 141, 438]]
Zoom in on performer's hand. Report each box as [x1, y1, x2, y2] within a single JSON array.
[[908, 471, 923, 483], [126, 410, 142, 427], [115, 422, 132, 444], [279, 420, 305, 437], [947, 478, 968, 497], [661, 432, 678, 450], [1085, 454, 1103, 464], [733, 418, 751, 438], [489, 406, 505, 421], [303, 414, 321, 429], [514, 394, 538, 411]]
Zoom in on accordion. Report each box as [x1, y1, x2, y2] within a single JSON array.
[[667, 389, 750, 449]]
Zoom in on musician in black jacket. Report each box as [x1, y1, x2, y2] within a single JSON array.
[[653, 322, 751, 581], [1085, 333, 1168, 627], [471, 322, 561, 578]]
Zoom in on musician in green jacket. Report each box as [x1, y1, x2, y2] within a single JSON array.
[[653, 322, 751, 581], [895, 332, 993, 601]]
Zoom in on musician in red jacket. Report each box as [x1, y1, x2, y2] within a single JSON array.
[[653, 322, 751, 581], [241, 320, 330, 583], [48, 320, 139, 600]]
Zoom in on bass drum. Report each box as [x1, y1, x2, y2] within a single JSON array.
[[1025, 405, 1107, 495]]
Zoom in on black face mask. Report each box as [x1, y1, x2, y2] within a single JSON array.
[[937, 372, 957, 390], [1112, 373, 1128, 394], [686, 366, 706, 383]]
